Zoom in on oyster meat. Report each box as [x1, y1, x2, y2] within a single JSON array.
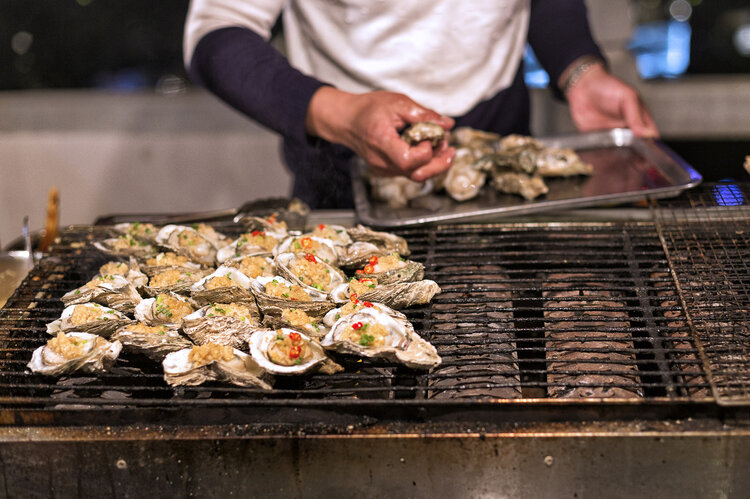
[[369, 175, 433, 209], [140, 252, 203, 277], [111, 322, 193, 361], [262, 308, 328, 339], [47, 303, 133, 338], [250, 276, 335, 319], [61, 274, 142, 314], [401, 122, 446, 148], [134, 292, 196, 328], [162, 343, 272, 389], [216, 229, 279, 263], [535, 147, 594, 177], [28, 332, 122, 376], [155, 225, 217, 266], [331, 276, 441, 309], [249, 328, 342, 375], [450, 127, 500, 153], [93, 234, 158, 259], [335, 225, 410, 269], [223, 255, 276, 280], [491, 171, 549, 200], [98, 259, 149, 288], [190, 266, 255, 305], [275, 252, 347, 295], [182, 302, 262, 350], [321, 303, 441, 370], [276, 235, 339, 267], [443, 147, 487, 202], [353, 253, 424, 285], [141, 267, 213, 297]]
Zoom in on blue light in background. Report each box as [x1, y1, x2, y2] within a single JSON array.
[[712, 182, 745, 207], [628, 20, 691, 79], [523, 46, 549, 88]]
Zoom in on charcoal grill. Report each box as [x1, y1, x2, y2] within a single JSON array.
[[1, 182, 749, 497]]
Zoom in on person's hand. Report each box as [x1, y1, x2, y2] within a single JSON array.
[[565, 63, 659, 138], [305, 87, 455, 181]]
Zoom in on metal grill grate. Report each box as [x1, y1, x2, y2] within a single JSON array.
[[653, 181, 750, 405], [0, 215, 721, 422]]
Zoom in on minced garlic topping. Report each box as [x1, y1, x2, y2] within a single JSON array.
[[100, 261, 129, 277], [154, 294, 194, 322], [146, 252, 190, 267], [290, 257, 331, 291], [237, 231, 277, 253], [206, 303, 253, 321], [267, 330, 313, 366], [340, 321, 388, 348], [124, 323, 168, 335], [150, 268, 184, 287], [188, 343, 234, 366], [374, 253, 404, 272], [84, 274, 117, 289], [239, 256, 269, 278], [70, 304, 108, 325], [265, 281, 311, 301], [177, 229, 203, 248], [47, 332, 89, 359], [350, 277, 378, 296], [204, 274, 241, 290], [281, 308, 312, 327]]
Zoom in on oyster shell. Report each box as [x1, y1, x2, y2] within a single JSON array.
[[28, 332, 122, 376], [401, 122, 446, 147], [368, 175, 433, 209], [275, 236, 339, 266], [249, 328, 343, 375], [535, 147, 594, 177], [262, 308, 329, 339], [321, 304, 441, 370], [111, 322, 193, 361], [190, 266, 255, 305], [47, 303, 133, 338], [192, 223, 231, 249], [162, 343, 272, 389], [238, 215, 289, 241], [250, 276, 335, 319], [182, 303, 262, 350], [134, 292, 197, 328], [346, 224, 410, 257], [216, 229, 279, 264], [491, 171, 549, 200], [94, 234, 158, 259], [275, 252, 347, 295], [141, 267, 213, 297], [353, 254, 424, 285], [98, 258, 149, 288], [155, 225, 217, 266], [444, 148, 487, 202], [331, 277, 441, 309], [61, 274, 142, 314], [450, 127, 500, 153], [139, 252, 204, 277]]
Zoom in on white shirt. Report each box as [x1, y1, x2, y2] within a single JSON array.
[[184, 0, 530, 116]]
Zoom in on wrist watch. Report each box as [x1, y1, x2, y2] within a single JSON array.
[[560, 55, 604, 96]]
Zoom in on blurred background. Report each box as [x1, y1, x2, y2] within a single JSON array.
[[1, 0, 749, 246]]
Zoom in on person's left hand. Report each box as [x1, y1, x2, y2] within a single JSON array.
[[566, 64, 659, 138]]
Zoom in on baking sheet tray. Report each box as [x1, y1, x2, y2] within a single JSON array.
[[351, 128, 702, 227]]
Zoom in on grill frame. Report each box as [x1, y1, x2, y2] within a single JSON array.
[[3, 182, 750, 428]]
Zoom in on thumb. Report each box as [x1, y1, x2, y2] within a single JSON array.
[[399, 98, 455, 131]]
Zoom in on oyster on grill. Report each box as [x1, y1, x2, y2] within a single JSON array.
[[276, 252, 347, 295], [61, 274, 142, 314], [141, 267, 213, 297], [139, 252, 203, 277], [223, 255, 276, 280], [335, 225, 411, 269], [321, 303, 441, 370], [98, 259, 149, 288], [155, 225, 217, 266], [182, 302, 262, 350], [27, 332, 122, 376], [47, 303, 133, 338], [262, 308, 329, 339], [330, 276, 441, 309], [249, 328, 343, 375], [134, 292, 197, 328], [192, 223, 231, 249], [275, 236, 339, 267], [239, 214, 290, 241], [352, 253, 424, 285], [113, 222, 160, 244], [111, 322, 193, 361], [162, 343, 272, 389], [250, 276, 335, 319], [401, 122, 446, 148], [216, 229, 279, 263], [94, 234, 158, 260], [190, 266, 255, 305]]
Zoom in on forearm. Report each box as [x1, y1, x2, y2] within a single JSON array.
[[189, 27, 327, 144]]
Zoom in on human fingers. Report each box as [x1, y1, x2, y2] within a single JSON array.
[[621, 93, 660, 138], [376, 132, 435, 174], [409, 146, 456, 182], [395, 95, 455, 131]]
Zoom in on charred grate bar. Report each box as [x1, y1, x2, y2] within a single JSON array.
[[653, 181, 750, 405], [0, 215, 719, 420]]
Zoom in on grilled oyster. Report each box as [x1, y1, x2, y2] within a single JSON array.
[[162, 343, 272, 389], [182, 303, 262, 350], [61, 274, 142, 314], [321, 303, 441, 370], [250, 276, 335, 319], [47, 303, 133, 338], [113, 222, 160, 244], [262, 308, 329, 339], [98, 259, 149, 288], [192, 223, 231, 249], [28, 332, 122, 376], [238, 214, 290, 241], [275, 235, 339, 266], [111, 322, 193, 361], [216, 229, 279, 263], [346, 225, 410, 257], [190, 266, 255, 305], [249, 328, 343, 375], [275, 252, 347, 295], [223, 255, 276, 279], [141, 267, 213, 297], [94, 233, 158, 259], [134, 292, 197, 328], [155, 225, 217, 266], [401, 122, 446, 147], [305, 223, 352, 247], [139, 252, 204, 277], [331, 276, 441, 309], [353, 253, 424, 285]]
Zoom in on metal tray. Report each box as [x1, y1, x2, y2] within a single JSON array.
[[351, 128, 702, 227]]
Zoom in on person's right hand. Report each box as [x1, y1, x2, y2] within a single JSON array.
[[305, 87, 455, 182]]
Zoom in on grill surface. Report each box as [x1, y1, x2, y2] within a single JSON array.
[[2, 182, 750, 427]]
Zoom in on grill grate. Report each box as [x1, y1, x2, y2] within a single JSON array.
[[653, 181, 750, 405]]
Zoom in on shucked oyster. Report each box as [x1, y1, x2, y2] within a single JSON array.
[[141, 267, 213, 297], [111, 322, 192, 362], [140, 252, 203, 277], [275, 235, 339, 267], [450, 127, 500, 153], [192, 223, 231, 249], [223, 255, 276, 279], [155, 225, 217, 266], [331, 276, 441, 309], [250, 276, 335, 319], [401, 122, 446, 147], [249, 328, 342, 375], [276, 252, 347, 295], [321, 303, 441, 370], [262, 308, 329, 339], [216, 229, 279, 263], [134, 292, 196, 328], [190, 266, 255, 305], [238, 214, 289, 241], [113, 222, 160, 244], [94, 233, 158, 260], [28, 332, 122, 376], [182, 303, 262, 350], [162, 343, 272, 389], [335, 225, 410, 269], [47, 303, 133, 338], [353, 253, 424, 285], [98, 259, 149, 288], [443, 147, 487, 202], [369, 175, 433, 209], [61, 274, 142, 314]]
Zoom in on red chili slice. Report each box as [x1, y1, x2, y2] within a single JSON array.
[[301, 237, 313, 249], [350, 293, 359, 303], [305, 253, 317, 263], [351, 322, 363, 330], [289, 332, 301, 342], [289, 345, 302, 359], [251, 230, 265, 237], [368, 255, 378, 265], [363, 264, 374, 274], [363, 301, 374, 308]]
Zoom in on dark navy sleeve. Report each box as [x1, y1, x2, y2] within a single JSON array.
[[527, 0, 605, 95], [188, 27, 328, 145]]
